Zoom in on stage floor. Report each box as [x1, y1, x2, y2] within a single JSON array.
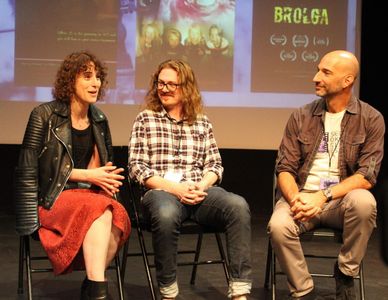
[[2, 212, 387, 300]]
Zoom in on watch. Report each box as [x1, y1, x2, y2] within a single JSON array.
[[322, 187, 333, 201]]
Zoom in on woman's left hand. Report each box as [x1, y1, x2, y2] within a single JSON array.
[[71, 162, 125, 197]]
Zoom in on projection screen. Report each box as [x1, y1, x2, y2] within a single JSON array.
[[0, 0, 361, 149]]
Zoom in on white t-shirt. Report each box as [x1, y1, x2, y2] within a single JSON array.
[[303, 110, 345, 190]]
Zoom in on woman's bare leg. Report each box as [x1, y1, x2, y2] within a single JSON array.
[[83, 209, 112, 281], [105, 225, 121, 268]]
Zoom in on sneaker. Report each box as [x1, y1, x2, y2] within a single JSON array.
[[287, 289, 325, 300], [334, 261, 356, 300]]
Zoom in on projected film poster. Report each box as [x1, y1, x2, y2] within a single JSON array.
[[4, 0, 355, 106], [14, 0, 119, 89], [134, 2, 235, 91], [251, 0, 347, 93]]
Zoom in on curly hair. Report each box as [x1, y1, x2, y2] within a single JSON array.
[[145, 59, 203, 124], [52, 50, 108, 102]]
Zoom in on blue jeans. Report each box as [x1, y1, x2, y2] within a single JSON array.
[[142, 186, 252, 297]]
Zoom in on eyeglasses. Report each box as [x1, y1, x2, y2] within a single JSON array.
[[155, 80, 181, 92]]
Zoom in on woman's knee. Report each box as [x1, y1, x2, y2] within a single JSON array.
[[99, 208, 113, 224]]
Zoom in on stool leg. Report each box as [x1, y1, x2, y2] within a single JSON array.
[[359, 261, 365, 300], [190, 233, 203, 285], [264, 239, 271, 289], [17, 236, 25, 294], [120, 240, 129, 281], [114, 255, 124, 300], [215, 232, 230, 284], [25, 236, 32, 300], [271, 244, 276, 300]]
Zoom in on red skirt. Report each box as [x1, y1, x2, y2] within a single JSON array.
[[38, 189, 131, 275]]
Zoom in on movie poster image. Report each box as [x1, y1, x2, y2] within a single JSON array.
[[135, 0, 236, 91], [251, 0, 348, 93], [2, 0, 357, 106]]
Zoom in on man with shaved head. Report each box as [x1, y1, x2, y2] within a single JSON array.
[[267, 50, 385, 299]]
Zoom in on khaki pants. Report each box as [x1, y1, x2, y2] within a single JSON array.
[[267, 189, 376, 298]]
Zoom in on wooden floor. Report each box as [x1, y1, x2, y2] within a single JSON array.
[[2, 212, 388, 300]]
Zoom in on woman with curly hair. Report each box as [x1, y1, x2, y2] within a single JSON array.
[[15, 50, 131, 299]]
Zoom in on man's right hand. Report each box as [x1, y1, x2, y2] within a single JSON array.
[[290, 191, 326, 222], [173, 182, 207, 205]]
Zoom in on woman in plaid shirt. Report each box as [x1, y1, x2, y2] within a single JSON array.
[[128, 59, 252, 300]]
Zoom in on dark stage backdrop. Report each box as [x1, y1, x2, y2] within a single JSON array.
[[0, 145, 276, 217]]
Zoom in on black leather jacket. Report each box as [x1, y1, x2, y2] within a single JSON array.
[[14, 100, 114, 236]]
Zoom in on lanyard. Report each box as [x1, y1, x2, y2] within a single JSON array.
[[324, 113, 349, 173], [326, 131, 341, 170]]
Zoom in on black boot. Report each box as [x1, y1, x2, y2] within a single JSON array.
[[80, 277, 91, 300], [334, 261, 355, 300], [87, 280, 108, 300]]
